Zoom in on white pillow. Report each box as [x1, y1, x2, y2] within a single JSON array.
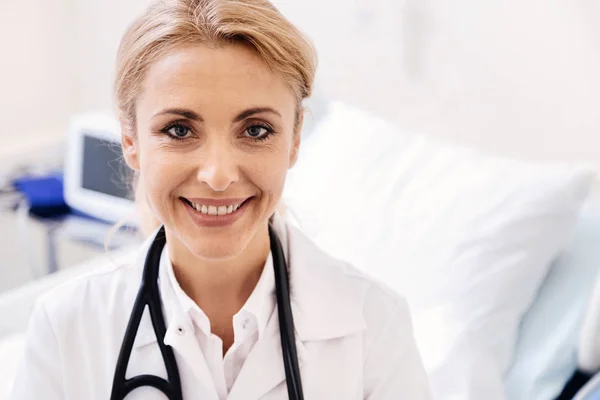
[[283, 101, 596, 399]]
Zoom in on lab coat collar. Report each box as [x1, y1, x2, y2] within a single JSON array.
[[130, 214, 366, 396], [270, 212, 367, 341], [129, 234, 221, 397], [230, 214, 367, 400], [131, 215, 366, 349]]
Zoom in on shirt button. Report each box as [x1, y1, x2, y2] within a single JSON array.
[[177, 326, 185, 335]]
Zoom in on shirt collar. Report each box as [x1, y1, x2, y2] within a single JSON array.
[[160, 242, 276, 339], [240, 253, 275, 338]]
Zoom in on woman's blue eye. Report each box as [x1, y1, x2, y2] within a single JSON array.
[[245, 125, 270, 139], [167, 124, 191, 138]]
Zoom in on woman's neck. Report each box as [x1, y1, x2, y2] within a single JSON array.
[[166, 224, 271, 321]]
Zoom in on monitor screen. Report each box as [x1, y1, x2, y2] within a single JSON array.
[[81, 135, 133, 200]]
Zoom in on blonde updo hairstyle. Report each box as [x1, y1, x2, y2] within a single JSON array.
[[114, 0, 317, 236]]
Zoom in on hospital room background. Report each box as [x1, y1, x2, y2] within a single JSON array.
[[2, 0, 600, 399]]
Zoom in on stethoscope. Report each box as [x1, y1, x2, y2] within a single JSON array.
[[110, 224, 304, 400]]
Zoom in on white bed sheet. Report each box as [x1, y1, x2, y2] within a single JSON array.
[[505, 200, 600, 399]]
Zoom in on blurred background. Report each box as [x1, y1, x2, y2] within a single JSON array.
[[3, 0, 600, 164], [2, 1, 600, 399], [3, 0, 599, 287]]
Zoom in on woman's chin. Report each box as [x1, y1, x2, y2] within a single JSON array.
[[187, 240, 245, 261]]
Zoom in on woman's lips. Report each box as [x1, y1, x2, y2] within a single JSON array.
[[182, 197, 251, 207], [181, 196, 253, 227]]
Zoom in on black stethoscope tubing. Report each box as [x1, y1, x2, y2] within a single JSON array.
[[110, 224, 304, 400]]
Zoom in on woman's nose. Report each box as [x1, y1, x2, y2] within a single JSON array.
[[196, 141, 239, 192]]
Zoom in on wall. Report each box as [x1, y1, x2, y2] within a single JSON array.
[[1, 0, 600, 165], [0, 0, 76, 148], [70, 0, 153, 113], [415, 0, 600, 163], [274, 0, 600, 164]]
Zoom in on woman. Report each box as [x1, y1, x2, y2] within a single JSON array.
[[11, 0, 431, 398]]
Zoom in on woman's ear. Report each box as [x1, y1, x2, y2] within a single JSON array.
[[120, 119, 140, 171]]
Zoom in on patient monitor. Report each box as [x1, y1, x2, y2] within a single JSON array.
[[64, 112, 135, 223]]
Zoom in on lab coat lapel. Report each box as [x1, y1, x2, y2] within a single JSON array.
[[282, 217, 367, 342], [163, 317, 219, 399], [130, 217, 366, 399], [132, 313, 219, 399], [131, 234, 219, 399], [228, 214, 306, 400], [229, 215, 365, 399], [132, 311, 219, 399], [227, 306, 307, 400]]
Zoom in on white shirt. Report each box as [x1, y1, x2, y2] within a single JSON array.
[[162, 248, 275, 399], [11, 215, 432, 399]]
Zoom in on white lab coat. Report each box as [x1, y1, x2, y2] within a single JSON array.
[[10, 216, 431, 399]]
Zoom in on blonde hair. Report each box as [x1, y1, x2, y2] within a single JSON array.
[[115, 0, 317, 133], [114, 0, 317, 236]]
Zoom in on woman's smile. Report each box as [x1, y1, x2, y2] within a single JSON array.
[[180, 196, 255, 228]]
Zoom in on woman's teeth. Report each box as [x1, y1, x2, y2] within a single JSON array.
[[189, 202, 242, 215]]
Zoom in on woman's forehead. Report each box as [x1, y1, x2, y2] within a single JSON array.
[[137, 43, 296, 121]]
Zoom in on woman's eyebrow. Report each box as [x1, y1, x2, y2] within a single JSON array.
[[154, 108, 203, 121], [233, 107, 282, 122], [153, 106, 282, 122]]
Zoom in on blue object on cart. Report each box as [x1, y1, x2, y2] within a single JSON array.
[[12, 173, 70, 218]]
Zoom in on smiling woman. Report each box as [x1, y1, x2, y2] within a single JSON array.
[[125, 42, 300, 264], [10, 1, 432, 399]]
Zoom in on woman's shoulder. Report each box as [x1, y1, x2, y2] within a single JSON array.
[[286, 223, 413, 334], [336, 258, 414, 331], [35, 249, 143, 324]]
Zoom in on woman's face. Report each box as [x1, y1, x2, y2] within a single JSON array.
[[122, 43, 300, 260]]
